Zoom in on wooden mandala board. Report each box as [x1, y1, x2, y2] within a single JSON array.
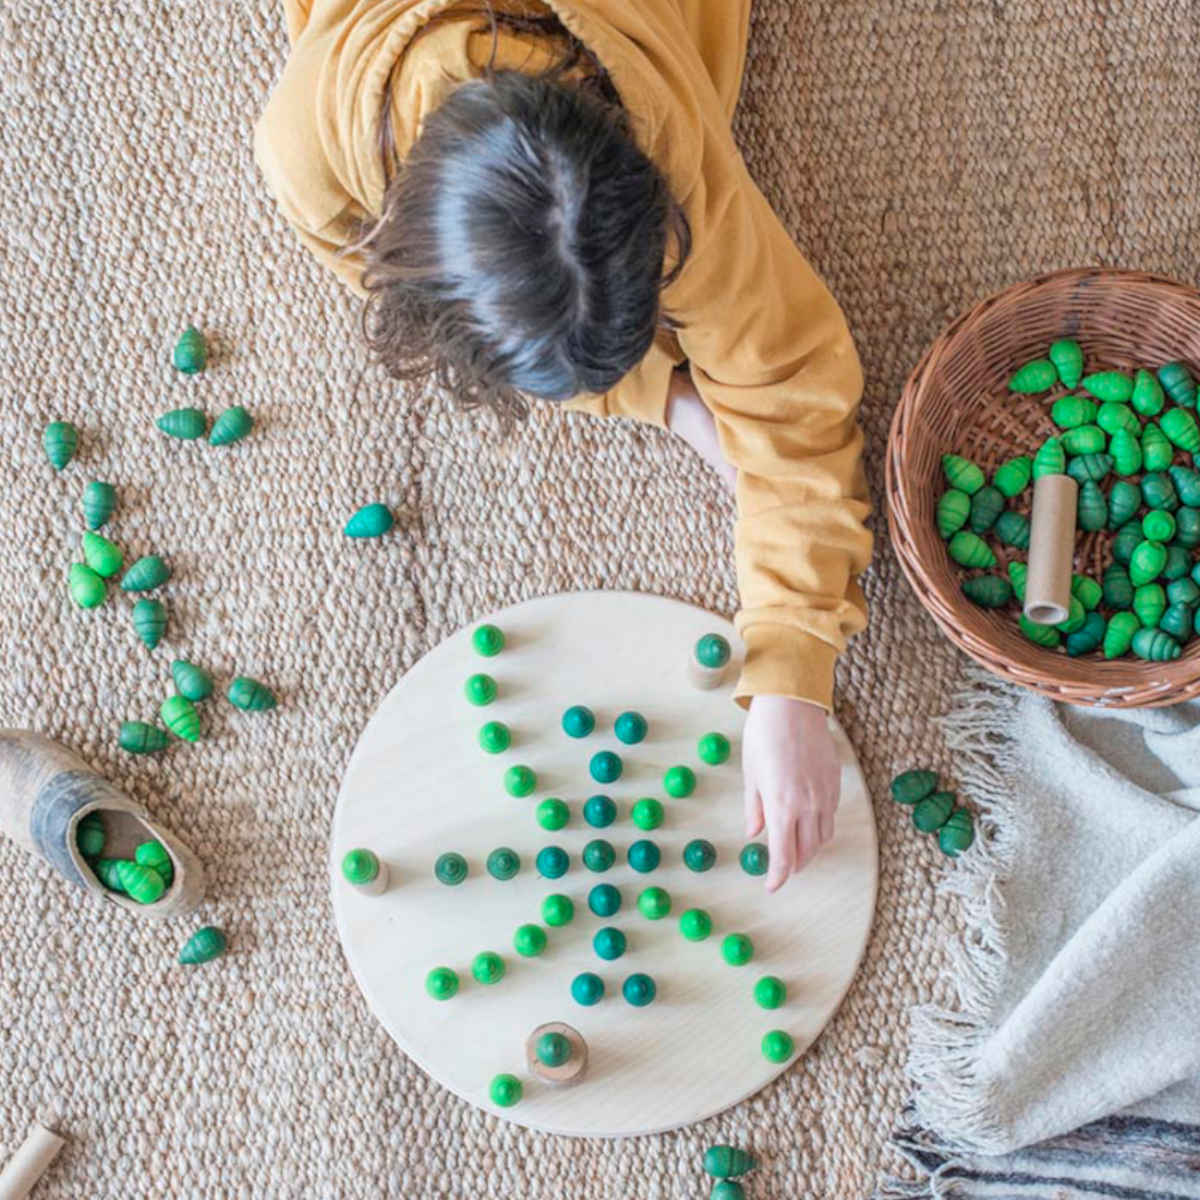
[[330, 592, 878, 1138]]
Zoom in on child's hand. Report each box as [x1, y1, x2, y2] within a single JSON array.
[[742, 695, 840, 891]]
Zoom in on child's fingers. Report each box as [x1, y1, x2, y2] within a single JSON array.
[[795, 809, 822, 871], [744, 784, 764, 839], [818, 808, 835, 844], [764, 811, 795, 892]]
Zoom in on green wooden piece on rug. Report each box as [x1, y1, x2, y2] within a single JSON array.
[[536, 1032, 572, 1067], [583, 794, 615, 828], [504, 764, 537, 798], [179, 926, 227, 965], [1049, 340, 1084, 388], [1018, 616, 1060, 649], [1008, 359, 1057, 394], [588, 883, 621, 917], [1169, 467, 1200, 507], [1142, 422, 1173, 472], [1061, 424, 1105, 456], [472, 951, 505, 986], [541, 894, 574, 927], [489, 1074, 522, 1107], [1096, 402, 1139, 435], [1130, 541, 1168, 587], [536, 845, 569, 879], [1056, 596, 1086, 636], [571, 972, 604, 1006], [631, 797, 664, 831], [513, 924, 547, 957], [698, 731, 731, 765], [1108, 480, 1141, 529], [623, 973, 657, 1007], [341, 849, 380, 886], [43, 421, 79, 470], [171, 660, 213, 702], [536, 798, 569, 830], [1133, 584, 1167, 629], [1111, 523, 1142, 565], [1143, 511, 1177, 544], [562, 705, 595, 738], [81, 532, 122, 578], [76, 812, 105, 859], [962, 574, 1012, 608], [486, 846, 521, 881], [968, 485, 1004, 533], [590, 750, 622, 783], [93, 857, 127, 892], [890, 769, 937, 805], [664, 765, 696, 797], [1066, 453, 1113, 484], [637, 886, 671, 920], [627, 839, 661, 873], [695, 633, 731, 668], [465, 673, 497, 706], [472, 623, 504, 657], [754, 975, 787, 1010], [948, 530, 995, 569], [680, 908, 713, 941], [121, 555, 170, 592], [938, 808, 976, 857], [1008, 561, 1028, 601], [132, 599, 167, 649], [134, 840, 173, 888], [161, 695, 200, 742], [1161, 407, 1200, 453], [1157, 361, 1197, 408], [1132, 627, 1181, 661], [434, 851, 468, 886], [425, 966, 459, 1001], [118, 721, 168, 755], [614, 711, 648, 744], [209, 405, 253, 447], [703, 1146, 756, 1179], [721, 933, 754, 966], [942, 454, 985, 494], [1131, 368, 1166, 416], [478, 721, 511, 754], [157, 407, 206, 440], [1102, 563, 1134, 610], [1050, 396, 1096, 429], [993, 455, 1032, 498], [1071, 575, 1103, 612], [344, 503, 393, 538], [117, 860, 166, 905], [1032, 437, 1066, 479], [172, 326, 207, 374], [1159, 603, 1193, 642], [1082, 371, 1134, 403], [592, 926, 626, 960], [993, 510, 1030, 550], [761, 1030, 795, 1064], [711, 1183, 747, 1200], [1076, 481, 1107, 532], [82, 481, 116, 530], [1066, 612, 1106, 657], [740, 842, 769, 875], [913, 791, 956, 832], [228, 676, 276, 711], [683, 838, 717, 872], [1103, 611, 1140, 659], [1109, 427, 1143, 476], [582, 838, 615, 873], [68, 563, 105, 610]]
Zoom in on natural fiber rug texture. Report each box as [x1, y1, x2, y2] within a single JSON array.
[[2, 1, 1199, 1196]]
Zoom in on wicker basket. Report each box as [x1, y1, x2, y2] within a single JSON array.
[[887, 267, 1200, 708]]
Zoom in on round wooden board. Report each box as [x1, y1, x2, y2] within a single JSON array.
[[330, 591, 878, 1138]]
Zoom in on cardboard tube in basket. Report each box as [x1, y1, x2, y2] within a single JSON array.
[[1024, 474, 1078, 626], [0, 1115, 66, 1200]]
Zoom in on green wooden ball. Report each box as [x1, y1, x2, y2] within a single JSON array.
[[630, 797, 664, 831], [583, 794, 616, 827], [679, 908, 713, 941], [425, 966, 459, 1001]]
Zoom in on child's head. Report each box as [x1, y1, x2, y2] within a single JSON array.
[[361, 58, 689, 423]]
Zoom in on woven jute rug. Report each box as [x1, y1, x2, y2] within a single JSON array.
[[2, 1, 1198, 1196]]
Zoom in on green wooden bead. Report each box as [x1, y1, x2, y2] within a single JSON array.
[[43, 421, 79, 470], [562, 705, 595, 738], [1108, 480, 1142, 529], [588, 883, 621, 917], [465, 673, 497, 706], [117, 860, 166, 905], [425, 966, 459, 1001], [161, 695, 200, 742], [961, 574, 1013, 608], [1066, 611, 1106, 657], [913, 791, 956, 832], [76, 812, 105, 859], [664, 765, 696, 797], [993, 455, 1032, 498], [341, 848, 380, 886], [631, 797, 664, 830], [157, 407, 206, 440], [1111, 522, 1143, 565], [1130, 541, 1168, 587], [890, 769, 937, 805], [1168, 577, 1200, 606], [1061, 424, 1105, 455], [623, 972, 657, 1007], [135, 840, 173, 888], [80, 532, 122, 579], [614, 711, 647, 744], [489, 1074, 522, 1107], [1066, 453, 1113, 484], [434, 852, 468, 885], [593, 926, 626, 960], [1133, 584, 1167, 628], [93, 857, 128, 892], [968, 485, 1004, 533], [1157, 361, 1197, 408], [680, 908, 713, 941], [695, 633, 731, 668], [514, 924, 547, 957], [1008, 561, 1028, 601], [1056, 595, 1086, 636], [1142, 422, 1174, 471], [1142, 471, 1180, 512], [947, 531, 995, 569], [1018, 615, 1060, 648], [120, 556, 170, 593], [1049, 339, 1084, 388], [1108, 428, 1143, 476], [132, 599, 167, 649], [1143, 511, 1177, 543], [1132, 627, 1182, 661], [536, 1032, 572, 1066], [478, 721, 511, 754], [1163, 545, 1192, 582], [68, 563, 105, 609], [1161, 407, 1200, 453], [172, 326, 207, 374], [1077, 481, 1107, 532], [1032, 438, 1066, 478], [228, 676, 276, 711], [179, 926, 227, 965], [1102, 563, 1134, 610], [583, 794, 615, 828], [1008, 358, 1057, 393], [1096, 402, 1140, 435], [209, 405, 253, 447], [761, 1030, 795, 1063], [1104, 611, 1140, 659], [942, 454, 985, 494], [1071, 575, 1103, 612], [486, 846, 521, 880], [82, 481, 116, 530], [711, 1182, 747, 1200], [627, 839, 661, 873], [1160, 602, 1193, 641], [754, 975, 787, 1010], [683, 838, 717, 871], [536, 845, 569, 878], [118, 720, 168, 755], [740, 842, 769, 875], [171, 659, 213, 702], [344, 503, 393, 538], [541, 894, 574, 927], [1169, 467, 1200, 507], [1132, 368, 1166, 416], [697, 732, 731, 765], [938, 808, 976, 857], [571, 972, 604, 1005], [504, 765, 536, 797], [472, 623, 505, 657], [582, 838, 615, 873], [721, 933, 754, 966], [703, 1146, 757, 1179], [472, 951, 506, 985], [1082, 371, 1134, 403], [1050, 396, 1097, 429], [993, 511, 1030, 550], [590, 751, 622, 783], [637, 886, 671, 920], [536, 798, 569, 830]]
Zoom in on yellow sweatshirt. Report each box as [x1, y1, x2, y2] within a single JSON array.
[[255, 0, 872, 711]]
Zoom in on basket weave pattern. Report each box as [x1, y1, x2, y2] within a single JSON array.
[[887, 267, 1200, 708]]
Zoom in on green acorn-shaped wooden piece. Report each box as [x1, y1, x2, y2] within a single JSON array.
[[135, 840, 174, 888], [1081, 371, 1134, 403], [1102, 563, 1134, 610], [941, 454, 984, 495], [82, 481, 117, 530], [1163, 546, 1192, 581], [890, 769, 938, 806], [1033, 437, 1066, 478], [912, 791, 956, 833], [703, 1146, 756, 1179], [994, 510, 1030, 550], [1108, 428, 1143, 477], [1161, 407, 1200, 453], [968, 485, 1004, 534], [68, 563, 105, 610], [1167, 577, 1200, 607], [1142, 471, 1179, 512], [76, 812, 105, 859], [1107, 480, 1140, 529], [711, 1183, 747, 1200], [209, 405, 253, 447], [228, 676, 277, 712], [1175, 507, 1200, 549], [118, 721, 169, 755], [1142, 422, 1173, 472], [993, 455, 1032, 498], [121, 555, 170, 592], [1019, 615, 1061, 648], [172, 659, 213, 702], [1111, 522, 1142, 565], [161, 694, 201, 742], [344, 503, 394, 539], [1159, 602, 1193, 641], [1131, 368, 1166, 416], [1168, 467, 1200, 507], [1066, 453, 1113, 484], [1130, 541, 1168, 587], [1132, 627, 1182, 662], [172, 326, 208, 374], [132, 599, 167, 649], [1133, 584, 1167, 629], [1008, 359, 1057, 394], [117, 860, 166, 905], [938, 808, 976, 857], [43, 421, 79, 470], [179, 926, 227, 965], [1056, 595, 1086, 636], [1096, 402, 1140, 435], [936, 489, 970, 538], [947, 531, 996, 569], [1050, 396, 1097, 429], [1071, 574, 1103, 612], [1061, 424, 1105, 456], [1103, 611, 1140, 659], [157, 407, 207, 440], [1143, 510, 1177, 543], [1076, 481, 1107, 532], [962, 574, 1012, 608], [1048, 339, 1084, 389], [92, 858, 128, 892], [1157, 361, 1197, 408], [1008, 560, 1028, 602], [81, 532, 123, 579], [1066, 611, 1106, 657]]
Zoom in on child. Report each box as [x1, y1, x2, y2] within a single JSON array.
[[255, 0, 873, 891]]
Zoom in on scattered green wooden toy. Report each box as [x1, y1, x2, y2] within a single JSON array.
[[1108, 480, 1141, 528], [1163, 546, 1192, 580], [948, 530, 997, 569], [695, 633, 731, 669], [1143, 510, 1177, 543], [1096, 402, 1139, 435], [536, 1032, 572, 1067], [938, 808, 976, 856], [942, 454, 985, 494], [489, 1074, 522, 1107], [135, 840, 173, 887], [583, 794, 615, 828], [1133, 584, 1167, 628], [704, 1146, 756, 1179], [754, 976, 786, 1010], [1018, 615, 1060, 648], [912, 791, 955, 832], [344, 503, 393, 538], [478, 721, 511, 754], [614, 711, 647, 744], [172, 326, 207, 374], [1032, 437, 1065, 478], [680, 908, 713, 941], [571, 972, 604, 1006], [562, 705, 595, 738], [472, 951, 505, 985], [664, 765, 696, 797], [425, 966, 459, 1001], [171, 659, 213, 702], [209, 405, 253, 446], [1176, 508, 1200, 548], [434, 852, 468, 886], [505, 765, 537, 797], [631, 797, 664, 831], [740, 843, 768, 875], [1062, 424, 1106, 455], [465, 673, 496, 706], [993, 511, 1030, 550], [710, 1183, 747, 1200], [1161, 407, 1200, 453], [588, 750, 622, 783], [1130, 541, 1168, 587], [132, 599, 167, 649], [1066, 453, 1113, 484], [1131, 368, 1165, 416], [721, 933, 754, 966], [82, 482, 117, 530], [1077, 481, 1107, 532], [228, 676, 276, 711], [761, 1030, 795, 1063], [623, 973, 657, 1007], [1169, 467, 1200, 506], [1050, 396, 1096, 429], [1071, 575, 1103, 611], [43, 421, 79, 470], [993, 456, 1032, 498], [118, 721, 169, 755], [1142, 422, 1173, 471], [121, 556, 170, 592], [161, 695, 200, 742], [92, 858, 127, 892], [1109, 427, 1143, 476], [179, 926, 227, 965], [1111, 522, 1142, 565], [936, 488, 969, 538], [80, 532, 122, 578], [1048, 339, 1083, 388], [1008, 359, 1056, 394], [341, 849, 381, 886], [968, 485, 1004, 533], [1066, 612, 1106, 657], [683, 838, 717, 872], [1103, 612, 1140, 659], [157, 407, 207, 440], [1008, 561, 1028, 601], [962, 575, 1012, 608], [514, 924, 547, 957], [627, 839, 661, 873], [637, 886, 671, 920], [890, 769, 937, 805], [1160, 603, 1192, 640], [472, 624, 505, 656], [536, 798, 569, 830], [1082, 371, 1133, 403], [588, 883, 621, 917], [486, 847, 521, 880], [1157, 361, 1197, 408], [1168, 577, 1200, 606], [1132, 628, 1181, 661], [76, 812, 105, 859], [117, 860, 166, 905], [592, 926, 626, 960], [697, 732, 731, 765], [541, 894, 574, 927], [536, 845, 569, 878], [582, 839, 615, 873], [1056, 596, 1086, 636], [68, 563, 105, 609]]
